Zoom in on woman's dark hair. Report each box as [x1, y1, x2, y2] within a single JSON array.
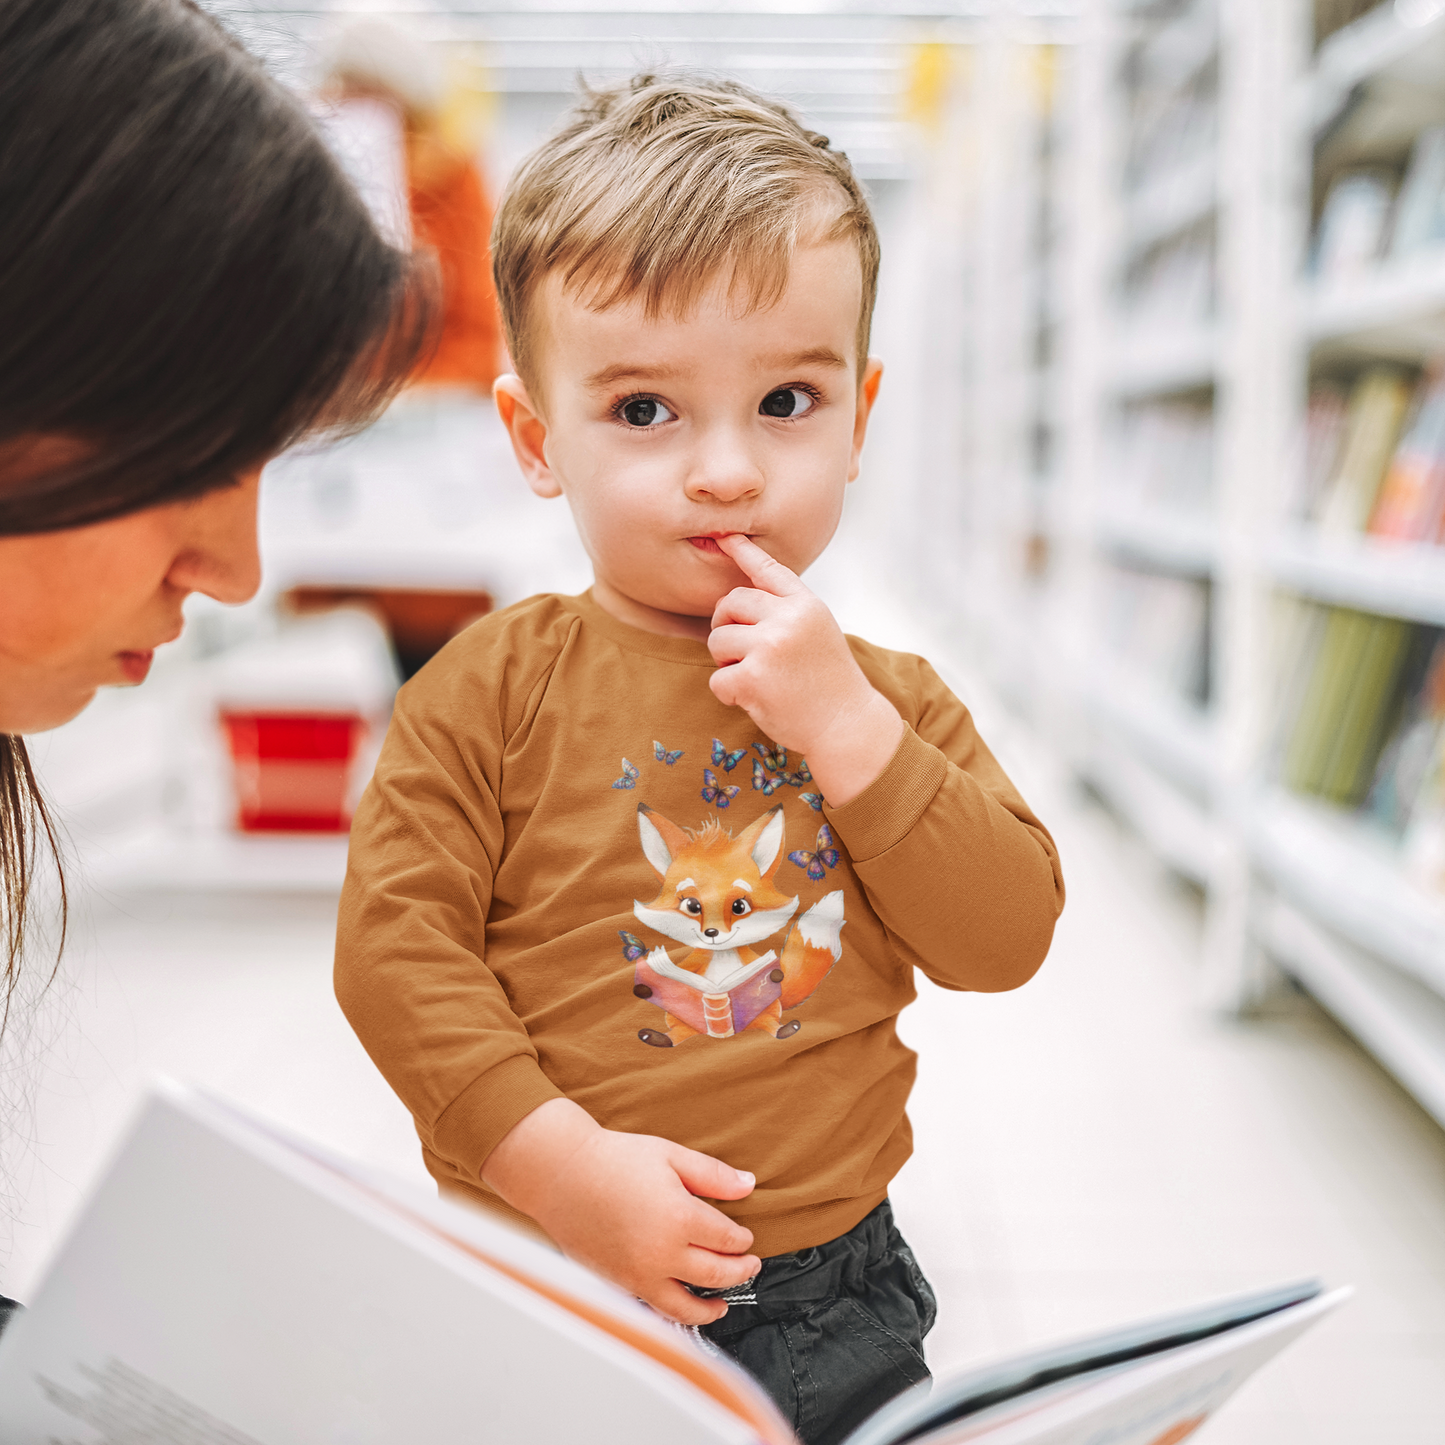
[[0, 0, 438, 1015]]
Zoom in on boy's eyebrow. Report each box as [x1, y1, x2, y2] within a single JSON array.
[[584, 362, 684, 392], [766, 346, 850, 371], [584, 347, 849, 393]]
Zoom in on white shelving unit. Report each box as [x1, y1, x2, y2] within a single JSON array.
[[926, 0, 1445, 1129]]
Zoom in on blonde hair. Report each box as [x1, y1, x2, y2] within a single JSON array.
[[492, 74, 880, 387]]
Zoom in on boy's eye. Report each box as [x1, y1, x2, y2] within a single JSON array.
[[681, 897, 703, 916], [731, 898, 751, 916], [759, 388, 816, 419], [620, 396, 674, 428]]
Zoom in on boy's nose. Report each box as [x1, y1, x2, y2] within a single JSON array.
[[684, 433, 764, 504]]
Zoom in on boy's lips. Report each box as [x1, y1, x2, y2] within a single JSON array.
[[686, 532, 753, 556]]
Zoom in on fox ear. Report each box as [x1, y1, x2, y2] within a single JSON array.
[[637, 804, 687, 878], [741, 806, 786, 878]]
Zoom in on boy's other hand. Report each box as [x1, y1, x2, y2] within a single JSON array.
[[480, 1097, 761, 1325], [709, 533, 904, 808]]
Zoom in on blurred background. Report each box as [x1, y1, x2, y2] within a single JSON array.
[[10, 1, 1445, 1439]]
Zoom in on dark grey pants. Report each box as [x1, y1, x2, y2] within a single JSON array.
[[698, 1201, 936, 1445]]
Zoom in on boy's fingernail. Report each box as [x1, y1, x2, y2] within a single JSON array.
[[736, 1170, 754, 1187]]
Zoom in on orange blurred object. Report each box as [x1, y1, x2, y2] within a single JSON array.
[[408, 151, 501, 394]]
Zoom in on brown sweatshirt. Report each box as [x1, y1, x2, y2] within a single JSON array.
[[335, 590, 1064, 1257]]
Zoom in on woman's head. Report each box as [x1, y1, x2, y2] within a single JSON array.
[[0, 0, 436, 995], [0, 0, 432, 540]]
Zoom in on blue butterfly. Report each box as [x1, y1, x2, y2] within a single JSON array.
[[653, 741, 684, 766], [800, 792, 825, 812], [789, 824, 840, 881], [752, 758, 785, 796], [619, 930, 648, 962], [711, 738, 747, 772], [701, 768, 741, 808], [790, 759, 813, 785], [612, 759, 640, 790], [752, 742, 788, 774]]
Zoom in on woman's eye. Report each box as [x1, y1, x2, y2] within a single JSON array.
[[620, 396, 674, 428], [760, 388, 816, 419], [681, 897, 703, 916], [731, 898, 751, 916]]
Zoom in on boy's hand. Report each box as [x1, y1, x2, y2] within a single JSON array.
[[709, 533, 904, 809], [480, 1098, 761, 1326]]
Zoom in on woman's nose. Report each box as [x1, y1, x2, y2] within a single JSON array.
[[165, 467, 264, 604]]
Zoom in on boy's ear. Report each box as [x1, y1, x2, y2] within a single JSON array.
[[493, 373, 562, 499], [847, 358, 884, 484]]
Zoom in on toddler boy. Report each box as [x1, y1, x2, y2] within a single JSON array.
[[336, 75, 1065, 1445]]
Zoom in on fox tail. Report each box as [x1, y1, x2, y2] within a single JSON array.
[[778, 889, 845, 1009]]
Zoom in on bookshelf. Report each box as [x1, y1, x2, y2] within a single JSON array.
[[923, 1, 1445, 1129]]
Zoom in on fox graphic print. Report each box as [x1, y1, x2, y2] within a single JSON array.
[[628, 802, 845, 1047]]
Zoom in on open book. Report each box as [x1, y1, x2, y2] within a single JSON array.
[[0, 1083, 1347, 1444], [635, 947, 782, 1037]]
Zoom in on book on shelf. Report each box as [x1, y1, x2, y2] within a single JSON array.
[[1388, 123, 1445, 262], [1311, 168, 1395, 281], [1282, 606, 1413, 806], [1103, 565, 1211, 708], [1315, 366, 1414, 536], [1368, 362, 1445, 543], [1114, 400, 1214, 513], [1294, 380, 1349, 521], [0, 1082, 1350, 1445], [1123, 228, 1215, 328], [1367, 633, 1445, 891]]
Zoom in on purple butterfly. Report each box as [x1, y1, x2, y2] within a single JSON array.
[[789, 824, 840, 881], [752, 741, 788, 773], [711, 738, 747, 772], [752, 758, 785, 796], [701, 768, 741, 808], [653, 741, 684, 765], [800, 792, 825, 812], [612, 759, 639, 790], [619, 930, 648, 962]]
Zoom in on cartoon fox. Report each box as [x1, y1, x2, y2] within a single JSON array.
[[631, 803, 844, 1047]]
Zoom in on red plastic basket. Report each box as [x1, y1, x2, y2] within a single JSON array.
[[220, 711, 366, 834]]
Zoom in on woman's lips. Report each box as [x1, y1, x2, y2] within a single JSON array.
[[116, 649, 155, 684]]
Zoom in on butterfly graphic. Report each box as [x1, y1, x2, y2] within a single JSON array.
[[789, 824, 840, 881], [653, 741, 684, 766], [800, 792, 825, 812], [619, 930, 648, 962], [752, 742, 788, 774], [611, 759, 640, 790], [710, 738, 747, 772], [790, 759, 813, 784], [701, 769, 741, 808], [752, 758, 785, 795]]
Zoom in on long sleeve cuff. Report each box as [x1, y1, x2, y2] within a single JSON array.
[[824, 725, 949, 863], [428, 1054, 566, 1182]]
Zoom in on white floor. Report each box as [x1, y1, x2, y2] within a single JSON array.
[[5, 677, 1444, 1440]]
